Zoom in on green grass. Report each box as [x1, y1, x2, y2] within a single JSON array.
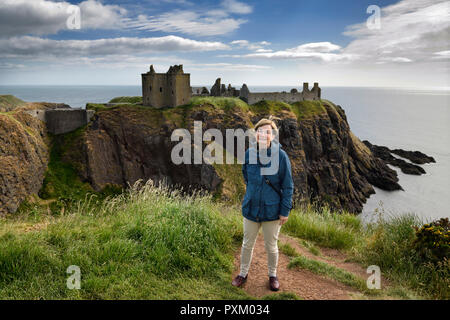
[[355, 213, 450, 299], [109, 96, 142, 104], [300, 240, 322, 256], [85, 103, 111, 112], [0, 95, 26, 111], [278, 242, 300, 257], [190, 96, 249, 110], [281, 205, 448, 299], [291, 100, 327, 120], [282, 205, 362, 250], [0, 181, 251, 299], [288, 255, 376, 295], [247, 100, 291, 115]]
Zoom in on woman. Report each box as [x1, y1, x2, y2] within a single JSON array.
[[232, 116, 294, 291]]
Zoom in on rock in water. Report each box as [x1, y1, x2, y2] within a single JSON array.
[[362, 140, 432, 175]]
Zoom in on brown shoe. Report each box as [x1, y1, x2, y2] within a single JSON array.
[[232, 274, 248, 287], [269, 276, 280, 291]]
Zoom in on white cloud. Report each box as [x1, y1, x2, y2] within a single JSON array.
[[229, 41, 358, 62], [379, 57, 413, 63], [342, 0, 450, 64], [189, 62, 270, 71], [433, 50, 450, 59], [125, 10, 247, 36], [287, 42, 341, 53], [0, 62, 25, 69], [78, 0, 127, 29], [54, 55, 193, 70], [0, 35, 230, 58], [227, 0, 449, 68], [221, 0, 253, 14], [124, 1, 253, 36], [0, 0, 127, 38], [230, 40, 272, 51], [255, 49, 273, 53], [0, 0, 254, 38]]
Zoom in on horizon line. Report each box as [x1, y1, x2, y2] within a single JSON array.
[[0, 84, 449, 91]]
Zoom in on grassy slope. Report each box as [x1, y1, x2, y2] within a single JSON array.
[[0, 95, 26, 112], [1, 183, 446, 299], [1, 96, 447, 299]]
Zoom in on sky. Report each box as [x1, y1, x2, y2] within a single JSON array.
[[0, 0, 448, 88]]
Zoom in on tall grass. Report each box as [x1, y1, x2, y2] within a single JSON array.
[[282, 204, 362, 250], [356, 213, 449, 299], [0, 180, 248, 299]]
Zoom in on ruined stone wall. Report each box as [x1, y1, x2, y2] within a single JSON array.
[[24, 109, 46, 121], [45, 109, 89, 135], [173, 74, 191, 106], [142, 65, 191, 108], [25, 108, 94, 135], [239, 82, 321, 104], [246, 92, 306, 105], [142, 73, 169, 108]]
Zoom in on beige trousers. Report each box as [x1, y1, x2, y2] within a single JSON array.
[[239, 217, 282, 278]]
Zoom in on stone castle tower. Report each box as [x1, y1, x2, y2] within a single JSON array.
[[142, 64, 191, 108]]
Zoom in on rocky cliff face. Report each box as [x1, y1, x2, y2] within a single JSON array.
[[0, 109, 49, 215], [64, 100, 404, 213]]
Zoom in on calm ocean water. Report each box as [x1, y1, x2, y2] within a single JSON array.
[[1, 85, 449, 222]]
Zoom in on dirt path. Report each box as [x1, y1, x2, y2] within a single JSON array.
[[232, 232, 387, 300]]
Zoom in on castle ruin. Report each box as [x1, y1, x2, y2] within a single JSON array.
[[142, 65, 321, 108], [192, 78, 321, 104], [142, 64, 191, 108]]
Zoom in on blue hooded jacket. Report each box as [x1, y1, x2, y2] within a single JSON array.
[[241, 140, 294, 222]]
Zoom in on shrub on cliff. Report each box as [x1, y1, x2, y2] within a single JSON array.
[[413, 218, 449, 263], [360, 214, 449, 299]]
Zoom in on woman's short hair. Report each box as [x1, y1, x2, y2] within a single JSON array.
[[254, 115, 281, 134]]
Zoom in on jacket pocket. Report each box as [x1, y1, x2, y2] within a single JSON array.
[[263, 200, 280, 220]]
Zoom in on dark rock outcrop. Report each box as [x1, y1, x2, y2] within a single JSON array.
[[390, 149, 436, 164], [362, 141, 434, 175]]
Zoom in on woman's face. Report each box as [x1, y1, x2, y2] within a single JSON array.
[[256, 124, 274, 148]]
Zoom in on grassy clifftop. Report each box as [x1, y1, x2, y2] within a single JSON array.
[[0, 95, 26, 112], [87, 96, 328, 123], [0, 181, 447, 299]]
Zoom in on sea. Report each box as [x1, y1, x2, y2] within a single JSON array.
[[1, 85, 448, 223]]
